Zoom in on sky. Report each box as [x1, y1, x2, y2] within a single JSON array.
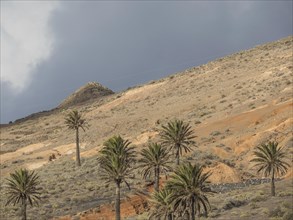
[[1, 1, 292, 124]]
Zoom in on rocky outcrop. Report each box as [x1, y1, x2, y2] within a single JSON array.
[[58, 82, 114, 108]]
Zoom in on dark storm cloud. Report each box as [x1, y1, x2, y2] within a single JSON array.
[[1, 1, 292, 123]]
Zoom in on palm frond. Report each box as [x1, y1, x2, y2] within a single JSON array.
[[64, 110, 88, 131], [138, 143, 172, 180], [148, 187, 174, 219], [5, 169, 41, 207], [98, 135, 136, 186], [160, 119, 196, 164], [250, 141, 290, 177], [165, 162, 213, 217]]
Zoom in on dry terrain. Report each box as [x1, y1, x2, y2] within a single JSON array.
[[0, 36, 292, 220]]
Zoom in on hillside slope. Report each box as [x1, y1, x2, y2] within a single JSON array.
[[0, 36, 292, 220], [58, 82, 114, 109]]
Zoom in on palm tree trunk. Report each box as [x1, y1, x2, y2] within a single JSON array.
[[271, 169, 275, 196], [115, 182, 121, 220], [155, 166, 160, 191], [191, 197, 195, 220], [76, 128, 81, 166], [176, 144, 180, 165], [21, 198, 27, 220]]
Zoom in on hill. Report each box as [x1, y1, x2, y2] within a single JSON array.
[[58, 82, 114, 109], [0, 36, 292, 220]]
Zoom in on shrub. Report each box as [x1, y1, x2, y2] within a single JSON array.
[[203, 152, 219, 160], [222, 199, 246, 210], [11, 159, 24, 164], [240, 212, 250, 218], [269, 206, 285, 217], [249, 202, 258, 209], [221, 159, 235, 167], [216, 143, 225, 148], [278, 191, 293, 197], [210, 131, 221, 136], [281, 201, 292, 210], [251, 195, 266, 202], [283, 210, 293, 220], [209, 211, 221, 218], [262, 208, 270, 215]]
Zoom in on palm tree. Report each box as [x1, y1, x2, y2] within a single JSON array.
[[98, 135, 136, 220], [250, 141, 289, 196], [149, 187, 174, 220], [139, 143, 172, 191], [65, 110, 87, 166], [5, 169, 41, 220], [160, 119, 195, 165], [166, 162, 213, 220]]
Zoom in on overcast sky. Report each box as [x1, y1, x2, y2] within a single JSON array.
[[1, 1, 292, 123]]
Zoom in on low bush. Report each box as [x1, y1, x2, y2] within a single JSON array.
[[249, 202, 258, 209], [281, 201, 292, 210], [240, 211, 250, 218], [210, 131, 221, 136], [283, 210, 293, 220], [269, 206, 285, 218], [221, 159, 235, 167], [222, 199, 246, 210], [278, 191, 293, 197], [262, 208, 270, 215], [251, 195, 267, 202]]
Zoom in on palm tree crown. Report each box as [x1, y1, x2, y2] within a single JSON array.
[[250, 141, 289, 196], [65, 110, 87, 166], [65, 110, 87, 131], [139, 143, 172, 191], [160, 119, 195, 165], [149, 187, 174, 220], [166, 162, 213, 220], [99, 135, 136, 185], [5, 169, 41, 220], [98, 135, 136, 220]]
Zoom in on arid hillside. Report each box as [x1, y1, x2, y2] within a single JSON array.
[[0, 36, 292, 220]]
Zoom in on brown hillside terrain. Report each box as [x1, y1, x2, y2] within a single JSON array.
[[0, 36, 292, 220], [58, 82, 114, 109]]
